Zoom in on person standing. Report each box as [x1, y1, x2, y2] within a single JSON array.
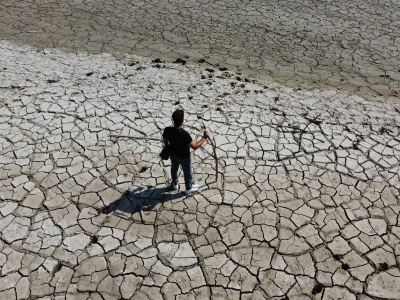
[[162, 109, 211, 194]]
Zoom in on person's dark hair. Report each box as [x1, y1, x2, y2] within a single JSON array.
[[172, 110, 184, 126]]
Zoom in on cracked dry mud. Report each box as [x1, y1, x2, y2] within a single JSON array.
[[0, 0, 400, 102], [1, 40, 400, 300]]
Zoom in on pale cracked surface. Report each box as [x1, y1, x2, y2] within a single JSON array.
[[0, 0, 400, 103], [1, 41, 400, 299]]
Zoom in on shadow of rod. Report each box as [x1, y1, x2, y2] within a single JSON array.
[[111, 135, 160, 141]]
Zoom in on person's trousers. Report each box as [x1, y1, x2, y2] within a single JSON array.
[[170, 153, 193, 191]]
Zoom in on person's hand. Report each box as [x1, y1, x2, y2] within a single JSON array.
[[203, 130, 211, 139]]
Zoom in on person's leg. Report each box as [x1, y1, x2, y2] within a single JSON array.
[[180, 156, 193, 190], [170, 154, 179, 187]]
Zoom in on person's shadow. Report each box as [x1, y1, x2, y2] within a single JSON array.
[[104, 185, 193, 217]]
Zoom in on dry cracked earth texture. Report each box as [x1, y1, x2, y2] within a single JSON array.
[[0, 0, 399, 102], [1, 40, 400, 299], [1, 0, 400, 299]]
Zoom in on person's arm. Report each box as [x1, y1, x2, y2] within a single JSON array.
[[188, 130, 211, 150], [163, 137, 169, 146]]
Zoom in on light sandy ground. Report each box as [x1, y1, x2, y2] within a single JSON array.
[[1, 40, 400, 299], [1, 0, 399, 102]]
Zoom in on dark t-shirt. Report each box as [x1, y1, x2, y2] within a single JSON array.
[[163, 127, 193, 158]]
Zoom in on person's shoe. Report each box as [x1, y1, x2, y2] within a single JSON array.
[[169, 184, 178, 191], [183, 185, 200, 195]]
